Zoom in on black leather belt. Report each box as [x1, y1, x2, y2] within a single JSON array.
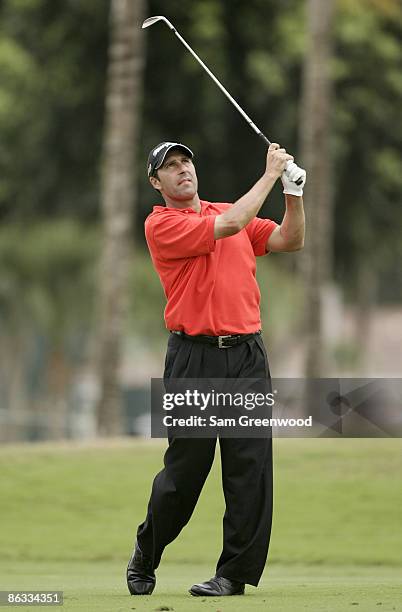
[[171, 330, 261, 349]]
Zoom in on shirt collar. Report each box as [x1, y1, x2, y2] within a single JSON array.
[[153, 200, 210, 214]]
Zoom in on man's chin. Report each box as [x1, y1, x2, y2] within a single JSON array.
[[175, 187, 197, 200]]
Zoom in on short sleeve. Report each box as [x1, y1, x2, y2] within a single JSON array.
[[146, 213, 216, 260], [246, 217, 278, 256]]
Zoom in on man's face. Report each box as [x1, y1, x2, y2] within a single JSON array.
[[149, 149, 198, 203]]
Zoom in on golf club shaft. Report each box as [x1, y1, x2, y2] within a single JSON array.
[[169, 27, 271, 146], [143, 16, 303, 185]]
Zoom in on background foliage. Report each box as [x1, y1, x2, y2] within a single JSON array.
[[0, 0, 401, 428], [1, 0, 401, 289]]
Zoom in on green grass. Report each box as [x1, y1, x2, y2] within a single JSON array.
[[1, 439, 401, 611]]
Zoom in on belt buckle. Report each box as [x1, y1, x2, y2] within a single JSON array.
[[218, 335, 232, 349]]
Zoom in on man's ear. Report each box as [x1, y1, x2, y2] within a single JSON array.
[[149, 175, 161, 191]]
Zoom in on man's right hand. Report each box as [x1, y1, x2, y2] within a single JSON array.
[[265, 143, 293, 179]]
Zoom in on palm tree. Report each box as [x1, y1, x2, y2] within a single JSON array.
[[299, 0, 335, 378], [96, 0, 146, 435]]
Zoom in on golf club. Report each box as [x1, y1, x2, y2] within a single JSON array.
[[142, 15, 304, 186]]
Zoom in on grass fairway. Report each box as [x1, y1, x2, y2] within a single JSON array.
[[1, 438, 401, 611]]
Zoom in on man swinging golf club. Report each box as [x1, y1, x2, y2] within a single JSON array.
[[126, 140, 306, 597]]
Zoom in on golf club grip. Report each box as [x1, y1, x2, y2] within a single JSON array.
[[258, 132, 271, 146]]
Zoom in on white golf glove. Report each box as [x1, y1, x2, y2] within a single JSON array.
[[282, 161, 306, 197]]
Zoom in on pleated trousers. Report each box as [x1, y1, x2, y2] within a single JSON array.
[[136, 332, 273, 586]]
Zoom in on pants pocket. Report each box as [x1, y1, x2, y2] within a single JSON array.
[[254, 334, 271, 379], [164, 334, 182, 379]]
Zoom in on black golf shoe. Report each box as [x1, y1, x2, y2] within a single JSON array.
[[189, 575, 245, 596], [126, 542, 156, 595]]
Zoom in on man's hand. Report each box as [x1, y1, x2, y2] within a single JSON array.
[[214, 143, 303, 240], [281, 161, 307, 197], [265, 143, 293, 179]]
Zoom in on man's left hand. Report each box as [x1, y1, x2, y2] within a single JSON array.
[[281, 161, 307, 197]]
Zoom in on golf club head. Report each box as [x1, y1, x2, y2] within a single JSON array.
[[142, 15, 175, 31]]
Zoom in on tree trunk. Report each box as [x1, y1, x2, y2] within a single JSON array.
[[299, 0, 335, 378], [96, 0, 145, 436]]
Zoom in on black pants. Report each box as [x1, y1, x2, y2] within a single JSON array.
[[136, 332, 273, 586]]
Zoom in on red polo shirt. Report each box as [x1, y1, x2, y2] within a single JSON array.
[[145, 200, 277, 335]]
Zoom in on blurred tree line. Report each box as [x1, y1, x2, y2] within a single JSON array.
[[0, 0, 401, 434], [1, 0, 401, 288]]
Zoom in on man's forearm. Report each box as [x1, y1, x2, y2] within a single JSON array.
[[279, 195, 305, 249], [214, 172, 277, 239]]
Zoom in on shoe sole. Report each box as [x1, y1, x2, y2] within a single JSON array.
[[189, 588, 244, 597], [127, 583, 155, 596]]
